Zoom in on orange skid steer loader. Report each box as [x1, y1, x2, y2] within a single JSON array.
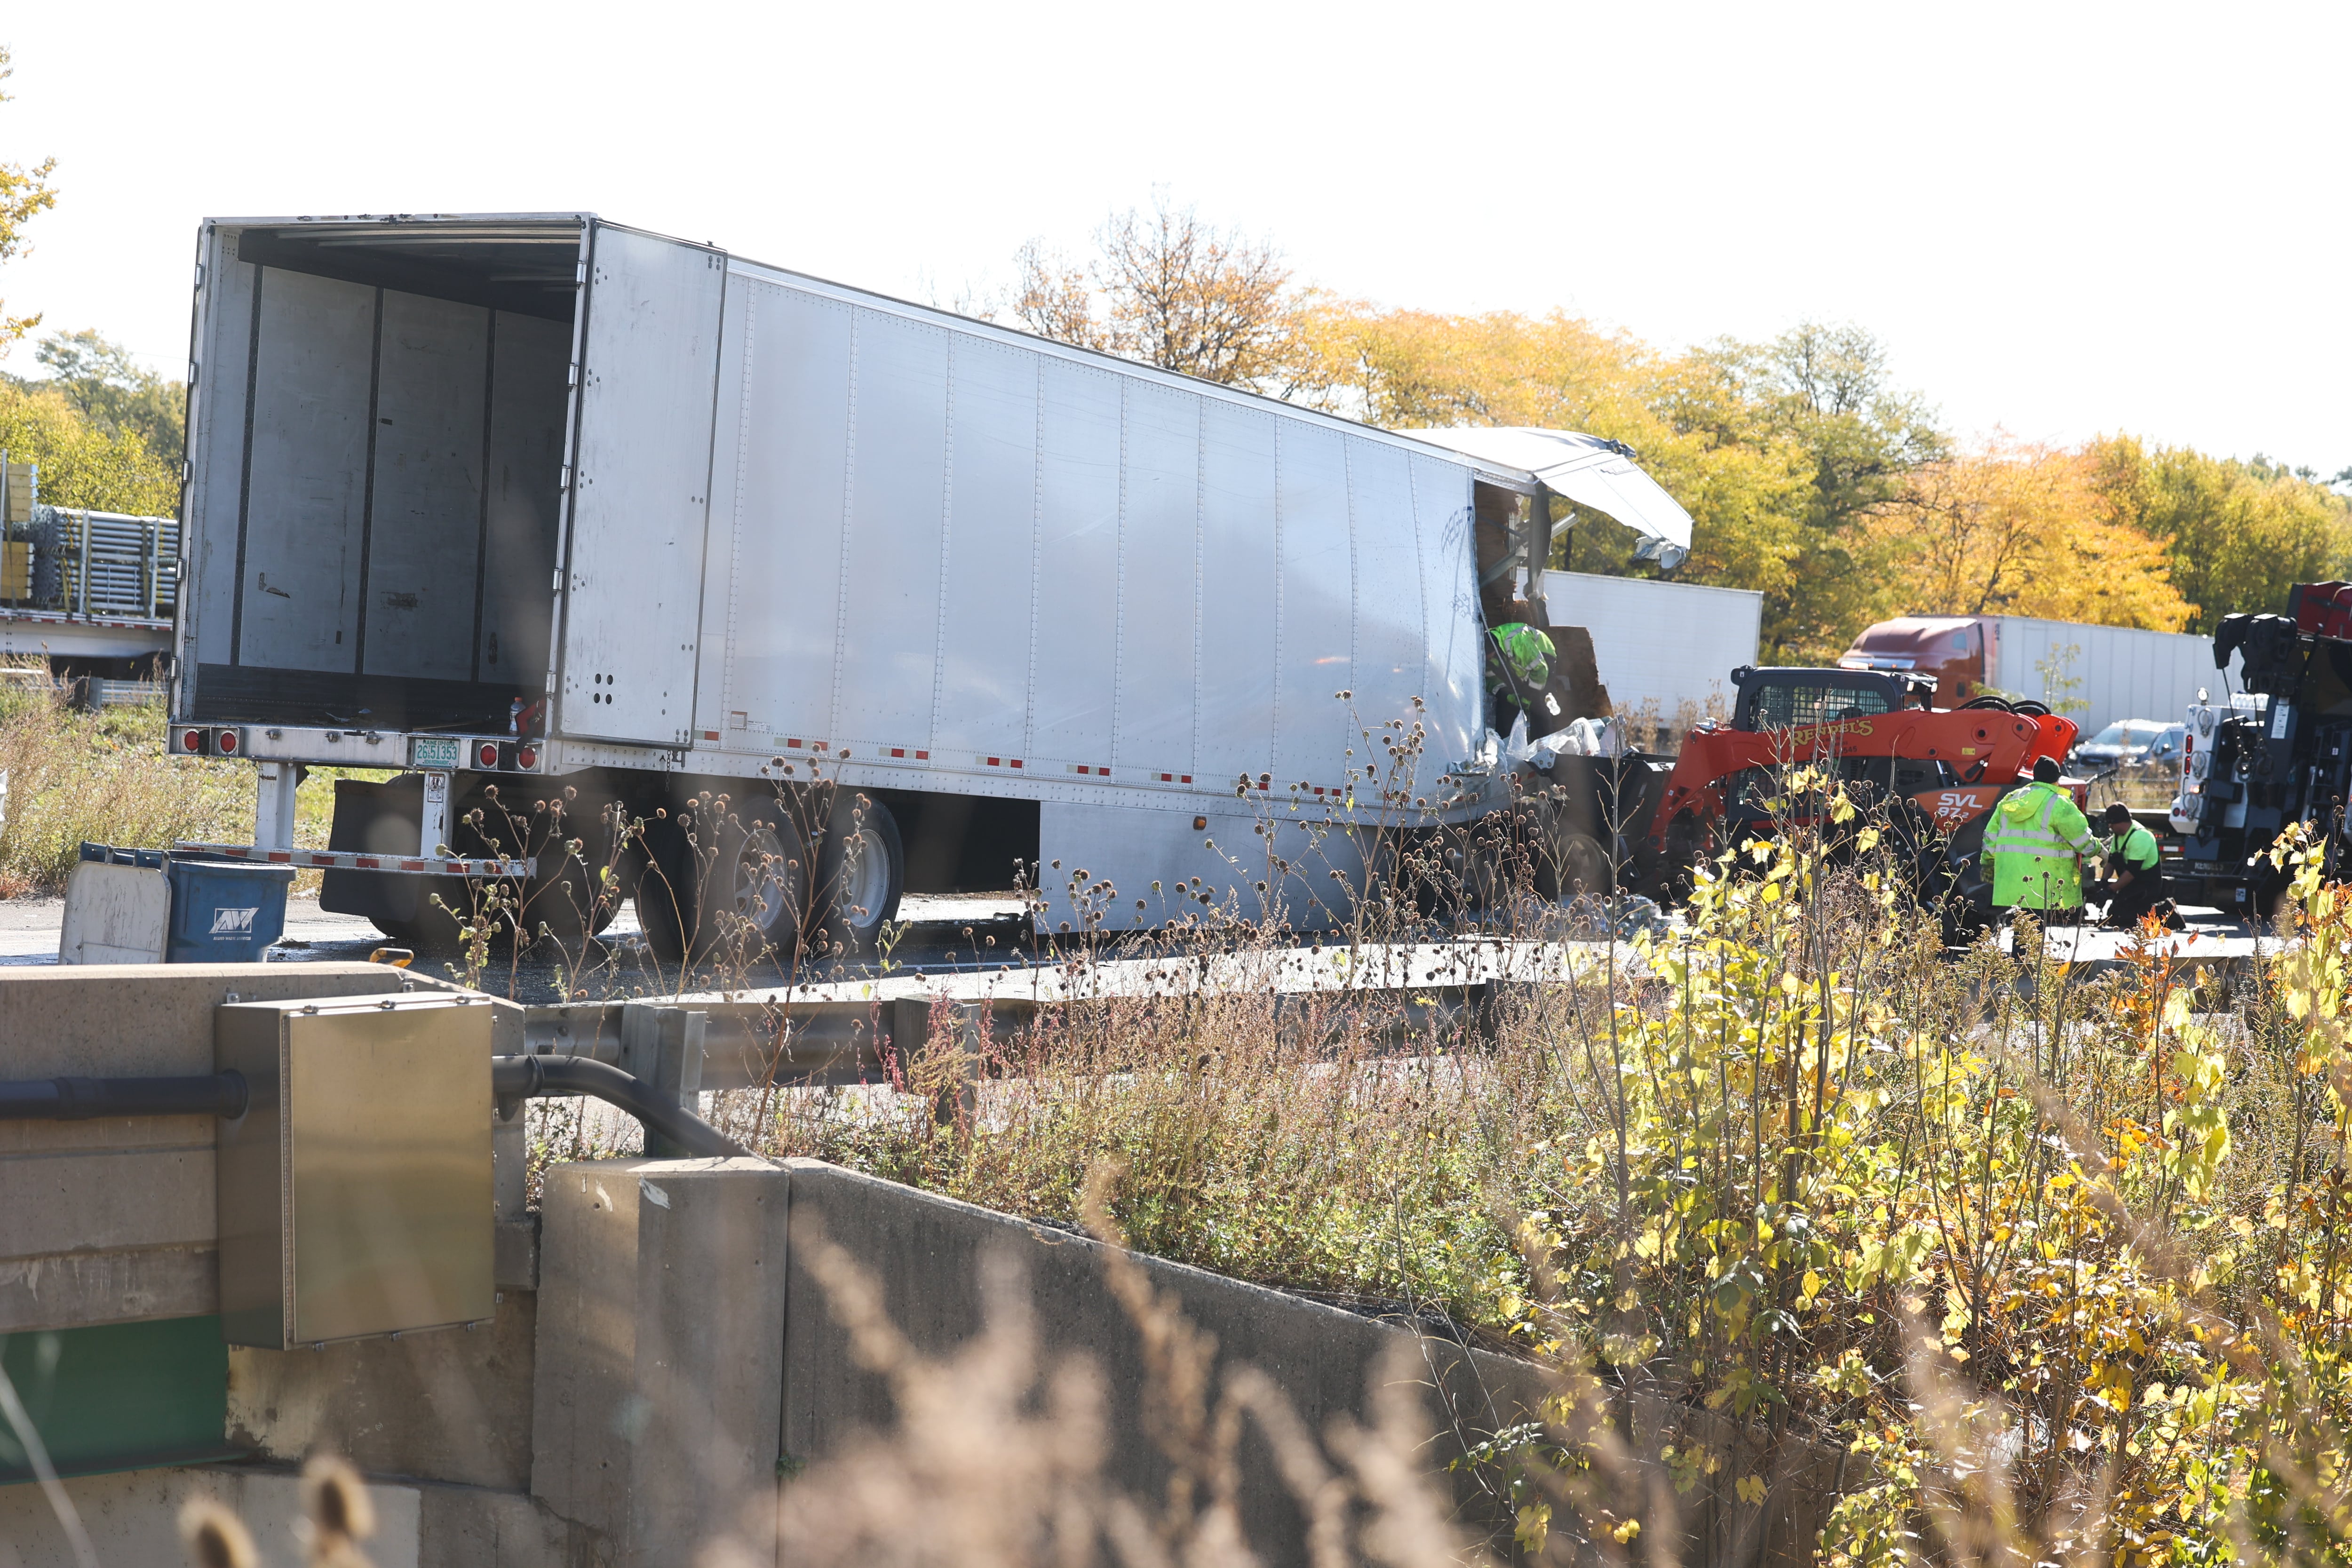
[[1629, 666, 2080, 924]]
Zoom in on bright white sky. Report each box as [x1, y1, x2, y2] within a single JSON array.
[[3, 0, 2346, 475]]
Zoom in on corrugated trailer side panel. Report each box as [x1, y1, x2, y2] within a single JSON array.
[[1031, 360, 1123, 769], [1117, 380, 1204, 779], [832, 311, 950, 749], [1349, 440, 1431, 773], [929, 336, 1041, 760], [1195, 405, 1281, 789], [1989, 618, 2237, 738], [697, 266, 1484, 807], [1412, 454, 1482, 772], [1272, 422, 1353, 790], [1539, 571, 1761, 725], [702, 279, 853, 749]]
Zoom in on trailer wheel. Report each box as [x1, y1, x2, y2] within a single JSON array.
[[1537, 830, 1612, 901], [719, 810, 808, 956], [812, 793, 904, 955], [370, 875, 470, 951]]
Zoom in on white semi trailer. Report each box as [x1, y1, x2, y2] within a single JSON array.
[[167, 214, 1695, 954]]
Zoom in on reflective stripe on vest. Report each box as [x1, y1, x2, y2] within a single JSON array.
[[1986, 787, 2093, 857]]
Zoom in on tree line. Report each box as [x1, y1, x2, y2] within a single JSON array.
[[1000, 198, 2351, 659]]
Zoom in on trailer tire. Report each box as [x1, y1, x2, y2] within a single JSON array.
[[370, 875, 469, 951], [717, 806, 809, 958], [634, 815, 702, 963], [1538, 830, 1612, 901], [812, 793, 904, 956]]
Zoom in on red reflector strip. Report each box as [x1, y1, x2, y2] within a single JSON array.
[[890, 748, 905, 758], [702, 730, 720, 741], [916, 749, 929, 760]]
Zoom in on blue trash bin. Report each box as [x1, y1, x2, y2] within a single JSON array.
[[164, 857, 295, 963]]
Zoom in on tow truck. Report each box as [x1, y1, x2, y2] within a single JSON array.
[[2172, 582, 2352, 917]]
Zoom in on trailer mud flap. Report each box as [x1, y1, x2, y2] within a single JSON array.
[[319, 776, 434, 924]]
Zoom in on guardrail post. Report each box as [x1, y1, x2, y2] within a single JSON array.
[[254, 762, 298, 852], [620, 1003, 707, 1158], [897, 998, 983, 1127]]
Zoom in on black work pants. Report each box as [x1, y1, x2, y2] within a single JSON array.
[[2102, 873, 2165, 929]]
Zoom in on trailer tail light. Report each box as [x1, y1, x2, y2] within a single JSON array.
[[516, 746, 538, 771], [476, 741, 501, 770], [214, 728, 240, 756], [174, 727, 206, 756]]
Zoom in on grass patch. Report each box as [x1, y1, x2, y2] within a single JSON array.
[[0, 686, 384, 895]]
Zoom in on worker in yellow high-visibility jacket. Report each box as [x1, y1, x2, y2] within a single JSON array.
[[1983, 756, 2098, 918]]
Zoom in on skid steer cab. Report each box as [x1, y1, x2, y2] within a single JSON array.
[[1643, 665, 2079, 914]]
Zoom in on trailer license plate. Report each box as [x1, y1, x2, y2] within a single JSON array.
[[410, 736, 461, 769]]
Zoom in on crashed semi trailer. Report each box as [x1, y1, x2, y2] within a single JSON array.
[[169, 213, 1692, 949]]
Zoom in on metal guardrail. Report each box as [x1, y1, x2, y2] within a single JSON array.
[[513, 943, 1580, 1091]]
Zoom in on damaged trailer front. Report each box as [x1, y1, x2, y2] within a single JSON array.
[[170, 212, 1696, 955]]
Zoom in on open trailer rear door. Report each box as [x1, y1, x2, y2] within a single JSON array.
[[555, 222, 727, 747]]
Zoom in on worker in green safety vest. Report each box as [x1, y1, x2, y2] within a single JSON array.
[[2092, 801, 2168, 929], [1982, 756, 2099, 919], [1486, 622, 1556, 724]]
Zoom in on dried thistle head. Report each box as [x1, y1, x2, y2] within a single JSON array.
[[301, 1452, 377, 1558], [179, 1498, 257, 1568]]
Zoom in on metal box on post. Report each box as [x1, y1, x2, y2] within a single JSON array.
[[215, 992, 494, 1348]]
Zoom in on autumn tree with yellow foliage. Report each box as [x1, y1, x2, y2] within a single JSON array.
[[0, 46, 55, 355], [1876, 438, 2193, 630]]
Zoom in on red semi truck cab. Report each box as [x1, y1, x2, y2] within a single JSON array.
[[1838, 617, 1990, 706]]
